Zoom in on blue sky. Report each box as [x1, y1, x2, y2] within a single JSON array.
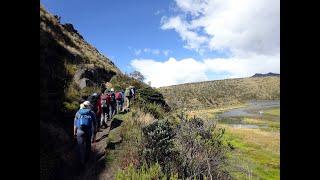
[[41, 0, 202, 71], [41, 0, 279, 87]]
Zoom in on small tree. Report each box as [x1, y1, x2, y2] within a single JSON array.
[[129, 70, 145, 82]]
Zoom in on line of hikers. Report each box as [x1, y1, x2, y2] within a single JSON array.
[[73, 85, 136, 165]]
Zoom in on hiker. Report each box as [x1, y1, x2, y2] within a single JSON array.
[[131, 86, 136, 100], [124, 87, 133, 110], [110, 88, 117, 117], [121, 89, 125, 111], [74, 101, 96, 164], [87, 92, 100, 132], [115, 89, 123, 113], [100, 89, 111, 128]]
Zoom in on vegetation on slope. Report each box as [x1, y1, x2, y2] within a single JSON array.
[[40, 4, 277, 180], [40, 5, 169, 179], [106, 107, 231, 179], [159, 76, 280, 110]]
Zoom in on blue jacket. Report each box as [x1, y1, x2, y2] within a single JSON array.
[[74, 108, 96, 137]]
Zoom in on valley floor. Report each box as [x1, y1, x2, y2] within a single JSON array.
[[188, 102, 280, 180]]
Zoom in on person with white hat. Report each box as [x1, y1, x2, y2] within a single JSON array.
[[74, 101, 96, 164]]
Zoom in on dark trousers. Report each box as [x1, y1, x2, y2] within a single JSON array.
[[76, 127, 91, 164], [111, 102, 117, 117]]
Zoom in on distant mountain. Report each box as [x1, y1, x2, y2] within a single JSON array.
[[252, 72, 280, 77]]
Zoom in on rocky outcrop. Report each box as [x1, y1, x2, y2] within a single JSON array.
[[73, 65, 117, 89]]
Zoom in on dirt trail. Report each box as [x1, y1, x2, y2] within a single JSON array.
[[75, 118, 121, 180]]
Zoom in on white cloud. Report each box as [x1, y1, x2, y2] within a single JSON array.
[[161, 16, 209, 52], [131, 57, 208, 87], [131, 52, 279, 87], [130, 0, 279, 87], [203, 52, 280, 78], [132, 47, 171, 56], [175, 0, 208, 16], [161, 0, 279, 56]]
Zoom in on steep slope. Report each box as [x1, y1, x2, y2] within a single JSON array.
[[158, 76, 280, 110], [40, 5, 123, 179], [40, 5, 169, 179], [40, 6, 165, 179]]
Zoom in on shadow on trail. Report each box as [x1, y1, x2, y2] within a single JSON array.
[[73, 148, 107, 180], [110, 118, 123, 130], [71, 114, 126, 179]]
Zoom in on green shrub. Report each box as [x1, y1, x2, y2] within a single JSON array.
[[142, 103, 165, 119], [142, 119, 177, 174], [138, 87, 169, 110], [173, 114, 230, 179], [62, 101, 79, 112]]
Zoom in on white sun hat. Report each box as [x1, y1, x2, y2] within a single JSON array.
[[82, 101, 92, 108]]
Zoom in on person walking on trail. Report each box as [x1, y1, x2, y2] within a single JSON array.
[[131, 86, 136, 100], [124, 87, 133, 110], [87, 92, 100, 133], [110, 88, 117, 117], [121, 90, 125, 111], [100, 89, 111, 128], [74, 101, 96, 165], [115, 90, 123, 113]]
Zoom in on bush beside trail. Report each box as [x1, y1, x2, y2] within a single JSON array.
[[114, 108, 231, 179]]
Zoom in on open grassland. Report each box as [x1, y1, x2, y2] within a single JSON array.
[[192, 105, 280, 179]]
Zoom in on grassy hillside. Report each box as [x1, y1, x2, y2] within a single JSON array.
[[158, 76, 280, 110], [40, 5, 168, 179]]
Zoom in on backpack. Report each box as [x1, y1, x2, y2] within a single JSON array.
[[101, 93, 111, 108], [115, 92, 122, 100], [110, 93, 116, 103], [88, 93, 99, 112], [77, 110, 92, 132], [125, 88, 132, 97]]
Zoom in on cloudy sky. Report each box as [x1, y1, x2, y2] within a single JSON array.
[[42, 0, 279, 87]]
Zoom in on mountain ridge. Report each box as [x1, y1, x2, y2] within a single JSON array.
[[158, 76, 280, 110], [252, 72, 280, 77]]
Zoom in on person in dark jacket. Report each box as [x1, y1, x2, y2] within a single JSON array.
[[110, 88, 117, 117]]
